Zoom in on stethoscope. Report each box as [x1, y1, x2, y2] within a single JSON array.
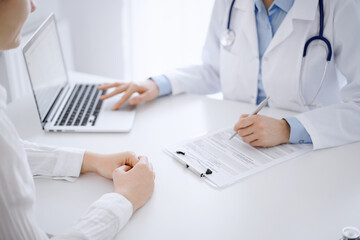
[[221, 0, 333, 108], [340, 226, 360, 240]]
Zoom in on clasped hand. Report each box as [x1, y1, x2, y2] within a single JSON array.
[[81, 151, 155, 213]]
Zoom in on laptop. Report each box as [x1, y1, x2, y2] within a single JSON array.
[[23, 14, 135, 133]]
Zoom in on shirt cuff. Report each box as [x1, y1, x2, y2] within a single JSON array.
[[22, 139, 85, 181], [61, 193, 132, 240], [150, 75, 172, 97], [285, 117, 313, 144], [52, 147, 85, 178]]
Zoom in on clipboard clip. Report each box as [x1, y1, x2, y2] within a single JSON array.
[[176, 151, 213, 177]]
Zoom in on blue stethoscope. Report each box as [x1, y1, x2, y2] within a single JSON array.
[[221, 0, 333, 108]]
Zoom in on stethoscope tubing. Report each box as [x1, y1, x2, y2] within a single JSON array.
[[303, 0, 332, 61], [227, 0, 237, 30], [300, 0, 333, 107], [223, 0, 333, 108]]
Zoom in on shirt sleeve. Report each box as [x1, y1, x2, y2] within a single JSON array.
[[0, 125, 49, 240], [285, 117, 313, 144], [150, 75, 173, 97], [54, 193, 133, 240], [1, 106, 133, 240], [21, 140, 85, 182]]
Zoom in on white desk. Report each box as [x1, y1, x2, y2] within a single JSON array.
[[6, 72, 360, 240]]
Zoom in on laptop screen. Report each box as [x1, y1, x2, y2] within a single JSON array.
[[23, 14, 68, 122]]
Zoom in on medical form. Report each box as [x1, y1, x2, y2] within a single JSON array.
[[166, 128, 313, 188]]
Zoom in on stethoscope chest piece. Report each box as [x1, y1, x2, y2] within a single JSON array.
[[341, 226, 360, 240], [221, 29, 235, 47]]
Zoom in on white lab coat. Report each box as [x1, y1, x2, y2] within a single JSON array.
[[166, 0, 360, 149]]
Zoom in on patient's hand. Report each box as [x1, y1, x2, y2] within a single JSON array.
[[81, 151, 140, 179], [98, 79, 159, 110], [81, 152, 155, 212], [113, 156, 155, 212]]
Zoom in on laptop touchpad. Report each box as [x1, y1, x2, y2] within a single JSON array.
[[101, 95, 136, 112]]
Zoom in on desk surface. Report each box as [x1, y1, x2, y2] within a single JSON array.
[[6, 72, 360, 240]]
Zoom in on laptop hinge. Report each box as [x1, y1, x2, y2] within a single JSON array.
[[42, 85, 70, 128]]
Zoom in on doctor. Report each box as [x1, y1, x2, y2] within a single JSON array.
[[100, 0, 360, 150]]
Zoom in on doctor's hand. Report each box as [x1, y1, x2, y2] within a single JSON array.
[[113, 156, 155, 213], [81, 151, 140, 179], [98, 79, 159, 110], [233, 114, 290, 147]]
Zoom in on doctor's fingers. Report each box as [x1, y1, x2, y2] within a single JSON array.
[[234, 117, 255, 131], [112, 85, 142, 110], [100, 84, 128, 100], [241, 133, 258, 144], [237, 127, 255, 137], [98, 82, 123, 90], [248, 139, 265, 147], [129, 91, 153, 105]]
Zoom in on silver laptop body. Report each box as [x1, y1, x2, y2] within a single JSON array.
[[23, 14, 135, 133]]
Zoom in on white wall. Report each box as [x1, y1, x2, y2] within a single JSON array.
[[1, 0, 215, 102], [128, 0, 215, 81], [23, 0, 127, 80], [22, 0, 74, 70], [0, 0, 128, 102], [24, 0, 215, 84], [59, 0, 128, 80], [22, 0, 61, 34]]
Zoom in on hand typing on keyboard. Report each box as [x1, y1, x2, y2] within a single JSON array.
[[98, 80, 159, 110]]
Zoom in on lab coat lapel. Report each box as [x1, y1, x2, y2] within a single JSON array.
[[234, 0, 259, 57], [265, 14, 294, 55], [265, 0, 318, 55]]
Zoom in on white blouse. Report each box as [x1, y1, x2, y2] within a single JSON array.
[[0, 86, 133, 240]]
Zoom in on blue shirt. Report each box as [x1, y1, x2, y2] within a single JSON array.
[[152, 0, 312, 144], [254, 0, 294, 105]]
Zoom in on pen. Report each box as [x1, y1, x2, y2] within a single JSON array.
[[229, 96, 270, 140]]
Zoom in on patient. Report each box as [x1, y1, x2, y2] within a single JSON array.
[[0, 0, 155, 239]]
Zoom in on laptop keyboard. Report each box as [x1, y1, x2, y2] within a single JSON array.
[[54, 84, 107, 127]]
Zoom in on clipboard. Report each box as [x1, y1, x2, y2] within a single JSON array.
[[164, 148, 227, 188], [165, 128, 313, 188]]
